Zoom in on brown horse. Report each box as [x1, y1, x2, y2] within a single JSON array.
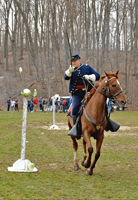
[[67, 71, 126, 175]]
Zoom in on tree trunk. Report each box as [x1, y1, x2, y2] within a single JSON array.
[[4, 1, 10, 71]]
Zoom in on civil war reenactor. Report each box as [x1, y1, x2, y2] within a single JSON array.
[[64, 54, 121, 138], [64, 54, 100, 137]]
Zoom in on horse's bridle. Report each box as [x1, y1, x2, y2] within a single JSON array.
[[99, 77, 123, 101], [87, 76, 123, 102]]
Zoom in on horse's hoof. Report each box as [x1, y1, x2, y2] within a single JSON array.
[[81, 160, 84, 166], [83, 160, 91, 168], [86, 169, 93, 176], [74, 163, 79, 171]]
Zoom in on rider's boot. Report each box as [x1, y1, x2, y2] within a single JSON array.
[[73, 115, 77, 125], [68, 115, 82, 139], [105, 119, 120, 132], [68, 115, 78, 137], [68, 115, 79, 137], [105, 105, 120, 132]]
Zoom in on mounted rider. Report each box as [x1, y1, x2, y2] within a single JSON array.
[[64, 54, 121, 138], [64, 54, 100, 137]]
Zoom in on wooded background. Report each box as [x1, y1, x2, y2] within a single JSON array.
[[0, 0, 138, 110]]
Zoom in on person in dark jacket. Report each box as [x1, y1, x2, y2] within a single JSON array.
[[15, 99, 19, 112], [39, 97, 43, 111], [30, 97, 34, 112], [43, 98, 47, 113], [28, 99, 30, 111], [64, 54, 100, 129], [47, 98, 51, 113], [55, 97, 59, 113], [7, 97, 11, 112]]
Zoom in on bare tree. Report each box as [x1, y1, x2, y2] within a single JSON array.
[[0, 0, 138, 108], [4, 0, 11, 71], [133, 0, 138, 75]]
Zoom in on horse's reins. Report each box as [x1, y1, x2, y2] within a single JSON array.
[[83, 76, 123, 130]]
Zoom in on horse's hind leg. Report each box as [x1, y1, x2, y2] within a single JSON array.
[[86, 133, 104, 175], [81, 138, 87, 166], [71, 136, 79, 171]]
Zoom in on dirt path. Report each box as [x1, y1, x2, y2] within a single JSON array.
[[38, 124, 138, 131]]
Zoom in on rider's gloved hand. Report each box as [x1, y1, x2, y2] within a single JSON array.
[[65, 65, 74, 77], [69, 65, 74, 73], [83, 75, 89, 80], [83, 74, 96, 82]]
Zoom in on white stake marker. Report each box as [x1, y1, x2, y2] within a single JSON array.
[[8, 89, 38, 172]]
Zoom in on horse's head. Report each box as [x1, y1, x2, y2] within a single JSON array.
[[103, 71, 126, 107]]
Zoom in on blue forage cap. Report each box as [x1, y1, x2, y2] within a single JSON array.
[[71, 54, 81, 61]]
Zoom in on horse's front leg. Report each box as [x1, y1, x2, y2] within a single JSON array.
[[71, 136, 79, 171], [81, 138, 87, 167], [86, 132, 104, 175], [83, 131, 93, 169]]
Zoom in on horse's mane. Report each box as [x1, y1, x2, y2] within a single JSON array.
[[86, 75, 106, 102]]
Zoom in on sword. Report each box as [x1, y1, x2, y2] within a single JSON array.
[[65, 30, 72, 65], [85, 57, 92, 64], [74, 56, 92, 71]]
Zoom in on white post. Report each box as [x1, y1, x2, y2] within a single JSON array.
[[52, 96, 55, 126], [8, 89, 38, 172], [49, 94, 60, 130], [21, 96, 27, 160]]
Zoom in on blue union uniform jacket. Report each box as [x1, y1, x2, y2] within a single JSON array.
[[64, 64, 100, 95]]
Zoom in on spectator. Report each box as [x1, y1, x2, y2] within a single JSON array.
[[30, 97, 34, 112], [39, 97, 43, 111], [55, 97, 58, 113], [50, 99, 52, 112], [59, 98, 63, 112], [15, 99, 19, 112], [47, 98, 51, 113], [108, 99, 114, 114], [33, 97, 38, 111], [58, 98, 61, 112], [11, 98, 15, 112], [43, 98, 47, 113], [28, 99, 30, 112], [7, 97, 11, 112], [62, 99, 67, 113], [42, 99, 44, 112]]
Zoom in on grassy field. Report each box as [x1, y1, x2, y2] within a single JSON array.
[[0, 110, 138, 199]]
